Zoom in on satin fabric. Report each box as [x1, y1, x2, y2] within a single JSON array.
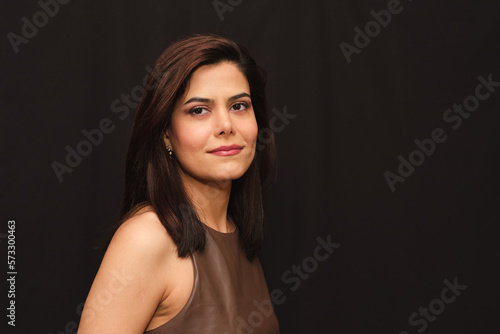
[[145, 225, 280, 334]]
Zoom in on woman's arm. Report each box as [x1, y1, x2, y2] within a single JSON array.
[[78, 212, 174, 334]]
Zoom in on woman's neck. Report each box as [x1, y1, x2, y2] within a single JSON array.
[[180, 173, 234, 233]]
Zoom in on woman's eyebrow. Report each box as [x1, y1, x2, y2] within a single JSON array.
[[183, 97, 213, 105], [183, 93, 251, 105], [228, 92, 251, 102]]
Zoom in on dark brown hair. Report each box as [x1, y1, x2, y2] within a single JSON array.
[[118, 34, 275, 260]]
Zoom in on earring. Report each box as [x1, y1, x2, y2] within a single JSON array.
[[167, 147, 173, 159]]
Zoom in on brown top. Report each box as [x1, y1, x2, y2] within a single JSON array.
[[145, 225, 280, 334]]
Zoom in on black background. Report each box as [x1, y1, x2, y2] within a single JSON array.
[[1, 1, 499, 333]]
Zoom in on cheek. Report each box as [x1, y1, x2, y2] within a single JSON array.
[[170, 121, 209, 154], [244, 118, 259, 145]]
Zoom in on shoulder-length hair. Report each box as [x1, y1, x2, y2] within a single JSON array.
[[118, 34, 275, 260]]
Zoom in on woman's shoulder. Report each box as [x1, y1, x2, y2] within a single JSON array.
[[110, 205, 176, 260], [78, 206, 181, 333]]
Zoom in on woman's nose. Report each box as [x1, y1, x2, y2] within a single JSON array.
[[215, 108, 234, 136]]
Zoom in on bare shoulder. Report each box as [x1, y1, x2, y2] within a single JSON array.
[[78, 206, 179, 334], [111, 206, 176, 258]]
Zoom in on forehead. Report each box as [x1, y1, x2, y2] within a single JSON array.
[[183, 62, 250, 100]]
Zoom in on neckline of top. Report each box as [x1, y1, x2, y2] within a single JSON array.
[[203, 222, 238, 235]]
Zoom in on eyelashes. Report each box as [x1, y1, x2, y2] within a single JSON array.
[[187, 102, 250, 116], [188, 107, 209, 115], [230, 102, 249, 111]]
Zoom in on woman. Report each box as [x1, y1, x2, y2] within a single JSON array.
[[78, 34, 280, 333]]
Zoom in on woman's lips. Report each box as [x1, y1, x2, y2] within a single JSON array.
[[208, 145, 243, 156]]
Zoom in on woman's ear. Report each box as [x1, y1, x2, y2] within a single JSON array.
[[164, 133, 171, 148], [164, 132, 174, 160]]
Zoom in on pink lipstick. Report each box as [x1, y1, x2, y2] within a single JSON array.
[[208, 145, 243, 156]]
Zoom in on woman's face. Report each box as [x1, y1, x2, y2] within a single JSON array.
[[166, 61, 258, 185]]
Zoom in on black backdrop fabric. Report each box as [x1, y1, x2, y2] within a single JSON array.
[[1, 1, 499, 333]]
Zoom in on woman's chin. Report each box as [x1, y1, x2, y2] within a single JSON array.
[[215, 171, 246, 182]]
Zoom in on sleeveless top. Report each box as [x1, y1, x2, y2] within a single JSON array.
[[144, 225, 280, 334]]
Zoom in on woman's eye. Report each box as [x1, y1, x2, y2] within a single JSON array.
[[188, 107, 209, 115], [230, 102, 249, 111]]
